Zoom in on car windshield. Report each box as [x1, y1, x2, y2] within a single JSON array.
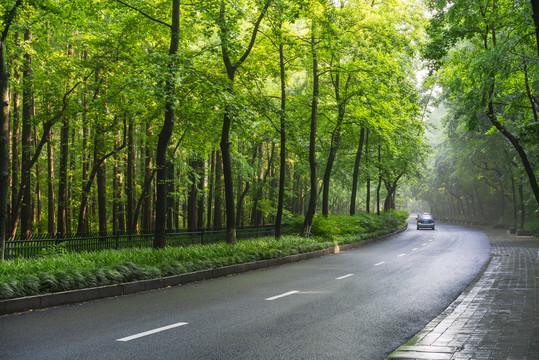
[[419, 214, 433, 220]]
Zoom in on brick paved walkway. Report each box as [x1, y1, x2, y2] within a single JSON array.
[[387, 227, 539, 360]]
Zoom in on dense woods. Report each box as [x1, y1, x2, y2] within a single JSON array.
[[417, 0, 539, 230], [0, 0, 428, 258]]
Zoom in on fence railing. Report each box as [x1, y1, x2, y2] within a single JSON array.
[[4, 225, 278, 259]]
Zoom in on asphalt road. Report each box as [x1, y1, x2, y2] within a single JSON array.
[[0, 218, 491, 360]]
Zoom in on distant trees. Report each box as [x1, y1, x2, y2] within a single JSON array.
[[423, 0, 539, 223], [0, 0, 427, 257]]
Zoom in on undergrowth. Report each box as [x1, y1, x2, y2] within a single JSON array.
[[0, 211, 407, 300]]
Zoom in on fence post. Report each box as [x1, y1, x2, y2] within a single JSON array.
[[200, 228, 204, 245], [116, 231, 121, 250]]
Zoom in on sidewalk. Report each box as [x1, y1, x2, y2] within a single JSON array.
[[387, 227, 539, 359]]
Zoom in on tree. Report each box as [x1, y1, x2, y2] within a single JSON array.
[[424, 0, 539, 211], [1, 0, 24, 259], [215, 0, 271, 245]]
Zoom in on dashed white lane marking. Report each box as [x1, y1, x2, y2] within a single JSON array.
[[422, 243, 427, 246], [397, 253, 406, 257], [336, 274, 354, 280], [116, 322, 189, 342], [265, 291, 299, 301], [374, 262, 385, 266], [412, 248, 418, 251]]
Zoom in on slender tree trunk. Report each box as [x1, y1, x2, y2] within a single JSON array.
[[350, 128, 365, 215], [20, 29, 33, 237], [9, 32, 20, 236], [302, 30, 319, 238], [154, 0, 180, 248], [207, 150, 215, 229], [0, 41, 10, 259], [126, 120, 134, 231], [275, 39, 286, 238], [197, 159, 205, 229], [365, 129, 371, 213], [47, 133, 55, 235], [214, 150, 223, 228], [187, 157, 198, 230], [142, 123, 152, 230], [57, 114, 69, 236], [531, 0, 539, 57], [165, 159, 175, 230], [236, 181, 249, 228], [376, 144, 381, 215], [95, 132, 107, 235], [518, 180, 525, 230]]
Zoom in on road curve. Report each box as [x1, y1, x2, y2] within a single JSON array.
[[0, 218, 491, 359]]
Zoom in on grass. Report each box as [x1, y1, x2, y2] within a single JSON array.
[[0, 210, 408, 300]]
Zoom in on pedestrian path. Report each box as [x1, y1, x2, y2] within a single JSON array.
[[386, 227, 539, 360]]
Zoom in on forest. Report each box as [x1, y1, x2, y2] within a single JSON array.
[[0, 0, 538, 260], [416, 0, 539, 232]]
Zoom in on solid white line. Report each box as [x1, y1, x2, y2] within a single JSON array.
[[412, 248, 418, 251], [116, 322, 189, 342], [336, 274, 354, 280], [265, 291, 299, 301], [397, 253, 406, 257], [374, 262, 385, 266]]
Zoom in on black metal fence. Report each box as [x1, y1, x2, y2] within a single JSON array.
[[4, 225, 277, 259]]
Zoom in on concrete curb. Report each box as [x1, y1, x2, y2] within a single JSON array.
[[0, 226, 406, 316]]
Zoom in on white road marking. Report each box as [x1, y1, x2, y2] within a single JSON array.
[[397, 253, 406, 257], [422, 243, 427, 246], [116, 322, 189, 342], [374, 262, 385, 266], [265, 291, 299, 301], [336, 274, 354, 280], [412, 248, 418, 251]]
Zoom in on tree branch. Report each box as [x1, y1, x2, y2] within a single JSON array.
[[115, 0, 171, 28]]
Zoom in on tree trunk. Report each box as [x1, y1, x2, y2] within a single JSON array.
[[236, 181, 249, 228], [275, 37, 286, 238], [47, 133, 55, 235], [0, 39, 10, 259], [518, 180, 525, 230], [154, 0, 180, 249], [531, 0, 539, 57], [197, 159, 205, 229], [142, 122, 153, 231], [376, 144, 381, 215], [321, 127, 340, 217], [9, 32, 20, 236], [0, 0, 22, 260], [187, 157, 198, 230], [214, 150, 223, 228], [302, 30, 319, 238], [126, 120, 134, 231], [166, 159, 175, 229], [207, 150, 215, 229], [95, 131, 107, 235], [365, 129, 371, 213], [57, 114, 69, 236], [350, 128, 365, 215], [20, 29, 33, 238]]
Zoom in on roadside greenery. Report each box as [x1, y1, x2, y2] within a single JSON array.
[[0, 211, 407, 300]]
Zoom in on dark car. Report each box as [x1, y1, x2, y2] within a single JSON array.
[[417, 213, 435, 230]]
